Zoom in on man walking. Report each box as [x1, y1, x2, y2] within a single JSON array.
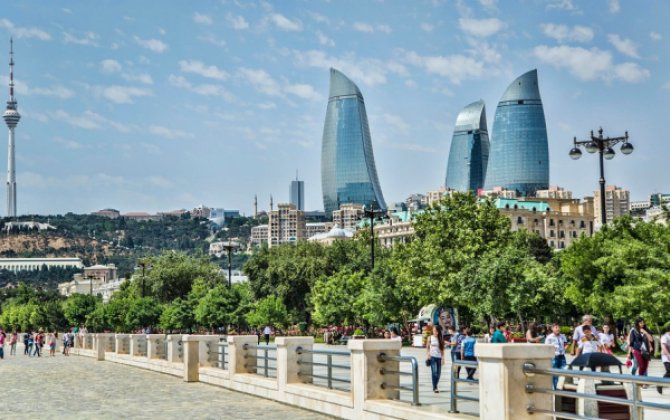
[[0, 328, 5, 360], [572, 315, 597, 355], [545, 323, 568, 389], [491, 321, 507, 343], [659, 325, 670, 394], [263, 325, 272, 346]]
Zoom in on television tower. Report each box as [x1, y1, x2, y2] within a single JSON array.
[[3, 38, 19, 218]]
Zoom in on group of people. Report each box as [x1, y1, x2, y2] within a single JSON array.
[[422, 315, 670, 394], [0, 328, 81, 359]]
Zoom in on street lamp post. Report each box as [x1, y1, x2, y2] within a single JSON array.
[[569, 127, 634, 226], [363, 202, 379, 270], [222, 241, 236, 288], [138, 261, 147, 298]]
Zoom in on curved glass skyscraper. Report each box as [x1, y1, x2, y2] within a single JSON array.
[[445, 100, 489, 192], [484, 69, 549, 196], [321, 68, 386, 215]]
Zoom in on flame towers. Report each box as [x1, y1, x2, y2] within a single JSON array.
[[321, 68, 386, 215], [445, 100, 489, 192], [3, 39, 19, 218], [484, 69, 549, 196]]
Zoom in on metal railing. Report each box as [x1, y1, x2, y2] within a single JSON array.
[[243, 343, 277, 378], [449, 359, 479, 414], [206, 340, 229, 369], [295, 346, 352, 391], [377, 352, 420, 406], [523, 362, 670, 420]]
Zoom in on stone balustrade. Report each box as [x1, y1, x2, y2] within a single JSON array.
[[71, 333, 558, 420]]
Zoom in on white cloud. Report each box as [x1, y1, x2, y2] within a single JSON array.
[[420, 23, 434, 32], [649, 32, 662, 41], [613, 62, 650, 82], [402, 51, 486, 84], [146, 176, 174, 189], [316, 31, 334, 47], [179, 60, 229, 80], [377, 24, 392, 34], [198, 34, 227, 47], [226, 14, 249, 30], [193, 12, 213, 25], [404, 79, 417, 88], [53, 137, 84, 150], [608, 34, 639, 58], [382, 114, 410, 132], [293, 49, 404, 87], [663, 82, 670, 91], [134, 36, 168, 53], [0, 19, 51, 40], [353, 22, 374, 33], [533, 45, 649, 83], [258, 102, 276, 110], [61, 8, 72, 14], [270, 14, 302, 31], [94, 85, 152, 103], [479, 0, 497, 9], [541, 23, 593, 43], [168, 74, 235, 101], [546, 0, 581, 13], [238, 68, 282, 96], [609, 0, 620, 13], [307, 12, 328, 24], [1, 76, 73, 99], [149, 125, 193, 140], [100, 59, 122, 73], [458, 18, 505, 37], [52, 110, 100, 130], [284, 83, 321, 101], [122, 72, 153, 85], [63, 31, 99, 46]]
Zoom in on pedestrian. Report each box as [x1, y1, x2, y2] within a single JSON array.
[[27, 332, 34, 356], [0, 328, 5, 360], [598, 324, 616, 354], [627, 318, 653, 382], [484, 325, 495, 343], [263, 325, 272, 346], [449, 326, 465, 378], [460, 328, 477, 380], [572, 315, 598, 355], [33, 330, 43, 357], [62, 332, 70, 356], [383, 331, 391, 339], [9, 330, 17, 356], [491, 321, 507, 343], [48, 332, 56, 357], [426, 324, 445, 393], [545, 323, 568, 389], [577, 325, 602, 355], [390, 327, 402, 342], [23, 331, 30, 355], [526, 322, 543, 343], [658, 325, 670, 395]]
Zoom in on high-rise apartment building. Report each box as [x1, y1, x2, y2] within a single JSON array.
[[321, 68, 386, 215], [594, 185, 630, 227], [536, 186, 573, 200], [289, 177, 305, 211], [484, 69, 549, 196], [445, 100, 490, 192], [332, 203, 364, 230], [268, 203, 306, 247]]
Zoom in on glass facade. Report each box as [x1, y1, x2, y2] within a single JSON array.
[[321, 68, 386, 215], [289, 180, 304, 211], [445, 100, 489, 192], [484, 69, 549, 196]]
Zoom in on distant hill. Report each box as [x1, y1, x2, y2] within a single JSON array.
[[0, 213, 261, 287]]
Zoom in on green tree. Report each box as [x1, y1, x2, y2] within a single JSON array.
[[194, 285, 236, 331], [144, 252, 224, 302], [160, 298, 195, 332], [311, 271, 367, 326], [246, 296, 289, 330], [62, 293, 99, 327], [124, 297, 162, 331]]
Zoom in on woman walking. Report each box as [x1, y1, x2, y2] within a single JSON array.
[[627, 318, 654, 382], [426, 325, 445, 393], [9, 330, 17, 356], [526, 322, 543, 343], [598, 324, 616, 354], [48, 332, 56, 357]]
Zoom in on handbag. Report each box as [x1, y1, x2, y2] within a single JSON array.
[[425, 358, 431, 367]]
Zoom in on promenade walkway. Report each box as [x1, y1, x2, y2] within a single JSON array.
[[0, 353, 330, 419]]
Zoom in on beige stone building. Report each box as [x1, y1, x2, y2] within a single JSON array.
[[536, 186, 573, 199], [306, 222, 333, 239], [58, 263, 125, 302], [593, 185, 630, 228], [268, 203, 306, 247], [250, 224, 268, 247], [332, 203, 364, 230]]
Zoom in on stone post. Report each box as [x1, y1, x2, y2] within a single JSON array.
[[576, 378, 598, 417], [94, 333, 110, 361], [182, 335, 200, 382], [129, 334, 143, 357], [348, 339, 402, 415], [275, 336, 313, 391], [166, 334, 183, 363], [476, 343, 554, 420], [227, 335, 258, 377], [146, 334, 165, 359]]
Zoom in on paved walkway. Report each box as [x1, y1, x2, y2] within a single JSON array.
[[0, 352, 330, 420]]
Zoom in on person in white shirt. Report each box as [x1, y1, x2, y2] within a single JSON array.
[[572, 315, 598, 355], [263, 325, 272, 346], [659, 325, 670, 395], [577, 325, 603, 355], [598, 324, 616, 354], [544, 323, 567, 389]]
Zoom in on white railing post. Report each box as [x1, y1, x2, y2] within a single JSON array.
[[182, 335, 200, 382], [348, 339, 401, 417], [227, 335, 258, 377], [275, 336, 313, 392]]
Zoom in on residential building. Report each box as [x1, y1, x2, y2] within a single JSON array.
[[426, 189, 447, 207], [321, 68, 386, 214], [650, 193, 670, 207], [484, 69, 550, 196], [536, 186, 573, 200], [0, 257, 83, 272], [445, 100, 490, 192], [306, 222, 333, 239], [479, 186, 518, 199], [191, 205, 211, 219], [209, 208, 241, 227], [268, 203, 306, 247], [308, 226, 354, 245], [375, 211, 416, 248], [122, 212, 162, 221], [332, 203, 364, 230], [57, 263, 124, 303], [4, 221, 55, 232], [405, 193, 426, 210], [593, 185, 630, 227], [289, 178, 305, 211], [250, 224, 268, 247], [93, 209, 120, 219]]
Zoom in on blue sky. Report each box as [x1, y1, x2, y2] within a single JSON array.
[[2, 0, 669, 215]]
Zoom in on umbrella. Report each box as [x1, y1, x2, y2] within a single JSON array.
[[570, 352, 623, 373]]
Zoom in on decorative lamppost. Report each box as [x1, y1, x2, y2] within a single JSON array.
[[222, 241, 236, 288], [138, 260, 149, 298], [363, 201, 382, 270], [569, 127, 633, 226]]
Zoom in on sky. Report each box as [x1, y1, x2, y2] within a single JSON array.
[[1, 0, 669, 216]]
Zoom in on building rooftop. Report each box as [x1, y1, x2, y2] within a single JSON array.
[[493, 198, 551, 212]]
